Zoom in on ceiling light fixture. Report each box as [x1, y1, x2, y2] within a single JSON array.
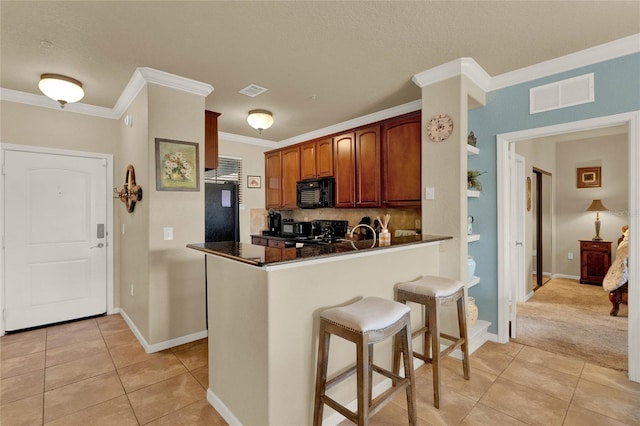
[[247, 109, 273, 133], [38, 73, 84, 108]]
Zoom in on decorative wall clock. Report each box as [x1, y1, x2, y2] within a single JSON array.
[[427, 114, 453, 142]]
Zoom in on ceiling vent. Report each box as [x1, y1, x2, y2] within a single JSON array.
[[239, 84, 268, 98], [530, 73, 594, 114]]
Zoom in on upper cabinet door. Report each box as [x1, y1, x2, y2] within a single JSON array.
[[333, 133, 356, 207], [300, 141, 317, 180], [300, 137, 333, 180], [281, 146, 301, 209], [315, 137, 333, 177], [356, 126, 381, 207], [265, 151, 282, 209], [382, 112, 421, 207]]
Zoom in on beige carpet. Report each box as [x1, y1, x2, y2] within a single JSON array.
[[513, 278, 628, 371]]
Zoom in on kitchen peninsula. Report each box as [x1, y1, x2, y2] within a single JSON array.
[[188, 234, 451, 425]]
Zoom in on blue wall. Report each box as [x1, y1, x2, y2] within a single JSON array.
[[468, 53, 640, 333]]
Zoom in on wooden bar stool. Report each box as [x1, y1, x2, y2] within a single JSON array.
[[393, 276, 470, 409], [313, 296, 417, 426]]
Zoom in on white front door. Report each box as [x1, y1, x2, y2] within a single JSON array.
[[3, 149, 107, 331]]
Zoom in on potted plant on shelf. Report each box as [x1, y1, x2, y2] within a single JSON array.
[[468, 170, 486, 191]]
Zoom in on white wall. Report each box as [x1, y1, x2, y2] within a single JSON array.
[[555, 133, 628, 276]]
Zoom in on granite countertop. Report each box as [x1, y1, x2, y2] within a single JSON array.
[[187, 234, 452, 267]]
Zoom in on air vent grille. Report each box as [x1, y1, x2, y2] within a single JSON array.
[[239, 84, 268, 98], [530, 73, 594, 114]]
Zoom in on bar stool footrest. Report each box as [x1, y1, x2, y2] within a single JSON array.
[[325, 364, 357, 392]]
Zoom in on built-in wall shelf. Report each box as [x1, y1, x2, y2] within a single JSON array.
[[467, 189, 480, 198], [468, 276, 480, 288], [467, 145, 479, 156], [467, 234, 480, 242]]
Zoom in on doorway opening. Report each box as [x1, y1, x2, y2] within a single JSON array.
[[497, 112, 640, 382], [532, 168, 552, 290]]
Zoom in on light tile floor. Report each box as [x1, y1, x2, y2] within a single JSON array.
[[0, 314, 226, 425], [2, 314, 640, 425]]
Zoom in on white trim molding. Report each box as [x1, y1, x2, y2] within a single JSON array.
[[119, 309, 208, 354], [1, 67, 214, 121], [412, 57, 492, 91], [496, 111, 640, 383], [412, 34, 640, 93]]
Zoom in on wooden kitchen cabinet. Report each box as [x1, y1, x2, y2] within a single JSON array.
[[265, 151, 282, 209], [281, 146, 301, 208], [300, 137, 333, 180], [381, 112, 421, 207], [265, 146, 300, 209], [579, 240, 612, 285], [204, 110, 221, 170], [333, 126, 380, 208]]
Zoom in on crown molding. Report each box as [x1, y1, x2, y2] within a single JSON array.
[[412, 58, 492, 92], [218, 131, 278, 148], [490, 34, 640, 91], [0, 88, 118, 118], [1, 67, 214, 120], [278, 100, 422, 147], [413, 34, 640, 93]]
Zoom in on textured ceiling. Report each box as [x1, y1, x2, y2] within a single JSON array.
[[1, 1, 639, 142]]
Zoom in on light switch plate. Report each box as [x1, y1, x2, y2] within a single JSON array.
[[425, 187, 435, 200], [163, 227, 174, 241]]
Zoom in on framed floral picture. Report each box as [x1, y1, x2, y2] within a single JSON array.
[[155, 138, 200, 191]]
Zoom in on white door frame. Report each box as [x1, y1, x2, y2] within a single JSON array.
[[0, 143, 115, 335], [497, 111, 640, 382]]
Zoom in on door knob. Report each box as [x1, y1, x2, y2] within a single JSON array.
[[90, 243, 104, 249]]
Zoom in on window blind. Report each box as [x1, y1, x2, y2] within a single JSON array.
[[204, 156, 243, 203]]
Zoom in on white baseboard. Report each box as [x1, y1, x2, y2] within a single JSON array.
[[207, 389, 242, 426], [552, 273, 580, 280], [525, 291, 535, 301], [118, 309, 207, 353]]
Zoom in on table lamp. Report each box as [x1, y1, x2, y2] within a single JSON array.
[[586, 199, 608, 241]]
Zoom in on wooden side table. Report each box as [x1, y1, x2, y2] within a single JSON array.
[[579, 240, 612, 285]]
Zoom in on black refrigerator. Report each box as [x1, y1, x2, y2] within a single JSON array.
[[205, 182, 239, 242]]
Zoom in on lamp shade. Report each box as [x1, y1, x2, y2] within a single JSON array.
[[586, 199, 608, 212], [247, 109, 273, 132], [38, 73, 84, 107]]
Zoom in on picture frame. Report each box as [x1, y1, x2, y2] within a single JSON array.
[[155, 138, 200, 191], [247, 175, 261, 188], [576, 166, 601, 188]]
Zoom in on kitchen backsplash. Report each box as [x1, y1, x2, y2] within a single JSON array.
[[250, 208, 421, 236]]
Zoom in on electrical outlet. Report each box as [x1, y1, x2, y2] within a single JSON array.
[[122, 223, 125, 235], [130, 284, 134, 297], [415, 219, 421, 229], [568, 252, 574, 260]]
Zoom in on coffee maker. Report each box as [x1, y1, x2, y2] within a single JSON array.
[[267, 210, 282, 236]]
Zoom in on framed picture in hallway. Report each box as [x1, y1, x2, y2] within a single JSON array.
[[577, 166, 601, 188], [155, 138, 200, 191]]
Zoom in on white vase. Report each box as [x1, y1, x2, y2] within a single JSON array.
[[467, 297, 478, 328], [467, 256, 476, 283]]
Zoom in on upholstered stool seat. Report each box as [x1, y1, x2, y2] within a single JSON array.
[[313, 297, 417, 425], [393, 276, 470, 409]]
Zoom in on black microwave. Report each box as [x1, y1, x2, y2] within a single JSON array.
[[296, 177, 334, 209]]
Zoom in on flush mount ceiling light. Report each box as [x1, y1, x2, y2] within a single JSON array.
[[38, 73, 84, 108], [247, 109, 273, 133]]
